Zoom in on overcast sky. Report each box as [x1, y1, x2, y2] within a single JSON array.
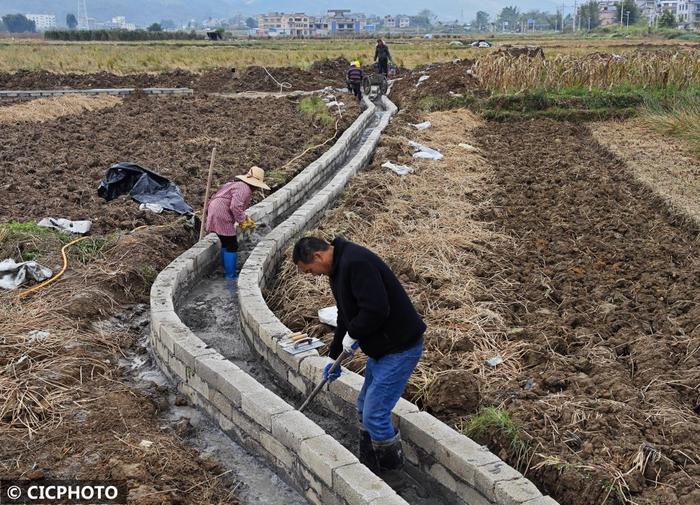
[[1, 0, 563, 24]]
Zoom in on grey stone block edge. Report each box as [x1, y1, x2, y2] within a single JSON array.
[[237, 94, 561, 505], [149, 102, 405, 505]]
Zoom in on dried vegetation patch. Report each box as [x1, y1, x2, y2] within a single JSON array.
[[0, 94, 122, 123]]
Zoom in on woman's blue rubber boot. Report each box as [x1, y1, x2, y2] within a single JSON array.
[[221, 250, 238, 279]]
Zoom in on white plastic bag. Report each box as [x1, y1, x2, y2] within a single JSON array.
[[38, 217, 92, 234], [410, 121, 432, 130], [409, 141, 444, 160], [318, 306, 338, 327], [0, 259, 53, 290], [382, 161, 414, 176]]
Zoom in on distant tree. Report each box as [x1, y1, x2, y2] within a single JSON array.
[[577, 1, 601, 29], [147, 22, 162, 32], [2, 14, 36, 33], [418, 9, 438, 24], [615, 0, 640, 25], [657, 9, 675, 28], [66, 13, 78, 30], [245, 17, 257, 28], [160, 19, 176, 30], [497, 6, 520, 30], [473, 11, 490, 31]]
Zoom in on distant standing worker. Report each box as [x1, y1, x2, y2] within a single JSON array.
[[374, 39, 391, 77], [293, 236, 426, 477], [346, 60, 364, 101], [206, 166, 269, 279]]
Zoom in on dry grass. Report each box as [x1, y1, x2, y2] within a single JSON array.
[[590, 119, 700, 227], [0, 292, 119, 437], [473, 50, 700, 93], [0, 94, 122, 123], [0, 37, 695, 74], [267, 108, 525, 406]]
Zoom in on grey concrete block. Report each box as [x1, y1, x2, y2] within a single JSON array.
[[260, 430, 294, 469], [399, 411, 461, 457], [435, 435, 500, 484], [390, 398, 420, 425], [368, 495, 409, 505], [473, 461, 523, 502], [271, 410, 325, 452], [494, 478, 543, 505], [208, 388, 234, 419], [334, 463, 395, 504], [195, 354, 241, 391], [299, 434, 356, 487], [429, 463, 457, 493], [456, 483, 493, 505], [327, 369, 363, 404], [523, 496, 559, 505], [241, 387, 293, 431], [170, 329, 217, 369]]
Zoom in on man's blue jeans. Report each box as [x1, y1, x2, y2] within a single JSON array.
[[357, 338, 423, 441]]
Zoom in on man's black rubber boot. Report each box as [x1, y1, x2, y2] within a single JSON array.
[[371, 431, 405, 471], [359, 429, 379, 472]]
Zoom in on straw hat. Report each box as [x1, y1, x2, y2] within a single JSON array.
[[236, 166, 270, 190]]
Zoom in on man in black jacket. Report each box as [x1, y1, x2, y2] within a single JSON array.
[[293, 236, 425, 474]]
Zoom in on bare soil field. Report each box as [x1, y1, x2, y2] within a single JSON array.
[[0, 57, 350, 92], [1, 70, 360, 503], [0, 93, 358, 233], [269, 107, 700, 505]]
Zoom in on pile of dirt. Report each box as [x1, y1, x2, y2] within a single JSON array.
[[390, 59, 481, 108], [0, 93, 359, 233]]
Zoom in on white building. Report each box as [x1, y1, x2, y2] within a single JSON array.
[[25, 14, 56, 31], [398, 15, 411, 28], [384, 16, 396, 28], [676, 0, 700, 23]]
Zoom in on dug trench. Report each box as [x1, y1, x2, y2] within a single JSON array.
[[177, 98, 446, 505], [0, 87, 359, 503], [268, 109, 699, 505]]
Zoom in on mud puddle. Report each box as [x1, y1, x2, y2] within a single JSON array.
[[108, 305, 307, 505]]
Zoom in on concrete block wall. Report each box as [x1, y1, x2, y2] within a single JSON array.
[[150, 99, 408, 505], [236, 95, 560, 505]]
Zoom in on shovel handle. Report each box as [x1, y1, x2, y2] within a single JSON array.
[[298, 351, 349, 413]]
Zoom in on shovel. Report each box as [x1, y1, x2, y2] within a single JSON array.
[[298, 350, 350, 413]]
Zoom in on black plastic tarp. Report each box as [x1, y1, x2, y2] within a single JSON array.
[[97, 162, 193, 215]]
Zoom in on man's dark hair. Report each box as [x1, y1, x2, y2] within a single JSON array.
[[292, 237, 331, 264], [292, 236, 330, 264]]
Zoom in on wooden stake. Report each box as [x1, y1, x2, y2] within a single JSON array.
[[199, 147, 217, 241]]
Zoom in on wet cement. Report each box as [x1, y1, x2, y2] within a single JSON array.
[[107, 305, 308, 505]]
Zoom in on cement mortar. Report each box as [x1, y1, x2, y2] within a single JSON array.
[[110, 305, 307, 505]]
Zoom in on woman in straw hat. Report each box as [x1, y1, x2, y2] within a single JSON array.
[[206, 166, 270, 279]]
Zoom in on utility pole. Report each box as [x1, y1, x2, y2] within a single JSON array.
[[620, 1, 625, 25], [78, 0, 89, 30], [625, 10, 630, 27]]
